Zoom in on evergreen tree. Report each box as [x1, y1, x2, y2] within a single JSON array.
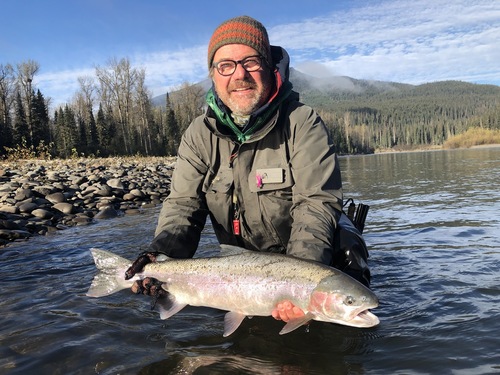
[[164, 93, 180, 155], [0, 115, 13, 153], [31, 89, 51, 147], [54, 105, 78, 158], [77, 112, 88, 155], [0, 119, 10, 153], [87, 109, 99, 155], [96, 103, 111, 156], [13, 92, 29, 145], [0, 63, 15, 154]]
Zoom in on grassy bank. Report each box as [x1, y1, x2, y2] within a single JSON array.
[[443, 127, 500, 149]]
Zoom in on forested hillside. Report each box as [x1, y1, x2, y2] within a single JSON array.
[[289, 69, 500, 153], [1, 59, 498, 159]]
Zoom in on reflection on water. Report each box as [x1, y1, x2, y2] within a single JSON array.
[[1, 147, 499, 374]]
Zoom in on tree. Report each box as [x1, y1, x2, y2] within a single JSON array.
[[134, 69, 155, 155], [16, 60, 40, 146], [13, 92, 29, 145], [95, 103, 113, 156], [172, 82, 205, 135], [76, 76, 99, 154], [0, 64, 15, 152], [31, 89, 51, 147], [164, 93, 180, 155], [54, 105, 78, 158], [95, 57, 138, 154]]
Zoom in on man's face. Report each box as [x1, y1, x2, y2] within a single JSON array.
[[211, 44, 273, 116]]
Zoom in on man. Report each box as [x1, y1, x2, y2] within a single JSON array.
[[128, 16, 370, 323]]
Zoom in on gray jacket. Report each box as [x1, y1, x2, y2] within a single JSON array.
[[151, 46, 370, 285]]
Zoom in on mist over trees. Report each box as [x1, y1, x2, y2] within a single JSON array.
[[1, 59, 499, 159]]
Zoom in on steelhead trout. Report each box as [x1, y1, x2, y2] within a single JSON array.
[[87, 246, 379, 336]]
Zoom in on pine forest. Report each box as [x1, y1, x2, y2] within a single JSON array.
[[1, 58, 499, 160]]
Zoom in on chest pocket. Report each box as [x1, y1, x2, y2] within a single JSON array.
[[204, 165, 233, 194], [248, 164, 294, 193]]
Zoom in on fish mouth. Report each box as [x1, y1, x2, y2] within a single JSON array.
[[350, 309, 379, 327]]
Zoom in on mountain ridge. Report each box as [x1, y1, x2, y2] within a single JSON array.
[[152, 67, 499, 107]]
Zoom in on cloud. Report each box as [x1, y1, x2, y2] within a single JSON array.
[[37, 46, 208, 109], [133, 45, 207, 96], [37, 68, 95, 108], [270, 0, 500, 84], [36, 0, 500, 108]]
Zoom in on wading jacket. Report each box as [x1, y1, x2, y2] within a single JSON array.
[[151, 46, 370, 285]]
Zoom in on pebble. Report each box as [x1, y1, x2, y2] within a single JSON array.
[[0, 157, 175, 247]]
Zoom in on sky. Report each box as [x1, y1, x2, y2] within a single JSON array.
[[1, 0, 499, 109]]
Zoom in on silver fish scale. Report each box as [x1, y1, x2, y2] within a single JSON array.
[[141, 252, 345, 315]]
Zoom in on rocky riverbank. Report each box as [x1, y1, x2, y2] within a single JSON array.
[[0, 157, 176, 247]]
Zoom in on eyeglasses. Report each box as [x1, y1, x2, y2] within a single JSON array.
[[213, 55, 264, 76]]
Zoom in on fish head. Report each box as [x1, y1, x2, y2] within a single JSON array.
[[308, 274, 379, 328]]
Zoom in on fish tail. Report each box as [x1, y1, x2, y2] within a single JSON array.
[[86, 248, 134, 297]]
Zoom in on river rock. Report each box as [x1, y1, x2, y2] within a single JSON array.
[[0, 205, 18, 214], [14, 188, 34, 201], [0, 228, 32, 241], [33, 185, 57, 196], [31, 208, 54, 220], [0, 218, 21, 230], [46, 192, 66, 204], [94, 206, 119, 219], [0, 156, 175, 246], [122, 193, 136, 201], [106, 178, 125, 189], [18, 202, 38, 214], [53, 202, 74, 214]]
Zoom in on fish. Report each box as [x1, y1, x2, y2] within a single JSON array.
[[86, 245, 379, 336]]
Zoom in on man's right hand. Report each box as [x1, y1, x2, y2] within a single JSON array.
[[271, 300, 306, 322]]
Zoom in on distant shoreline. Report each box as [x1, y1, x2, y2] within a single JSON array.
[[374, 143, 500, 154]]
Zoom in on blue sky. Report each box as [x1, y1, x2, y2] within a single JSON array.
[[1, 0, 499, 109]]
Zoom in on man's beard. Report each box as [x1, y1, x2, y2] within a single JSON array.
[[216, 77, 272, 116]]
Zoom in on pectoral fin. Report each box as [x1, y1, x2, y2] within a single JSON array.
[[156, 294, 187, 319], [223, 311, 247, 337], [279, 313, 314, 335]]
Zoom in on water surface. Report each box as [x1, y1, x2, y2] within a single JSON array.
[[1, 147, 499, 374]]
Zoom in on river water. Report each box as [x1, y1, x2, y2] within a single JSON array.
[[1, 147, 499, 374]]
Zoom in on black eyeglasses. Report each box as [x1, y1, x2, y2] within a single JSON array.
[[213, 55, 264, 76]]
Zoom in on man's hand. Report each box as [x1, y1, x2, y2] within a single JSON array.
[[125, 251, 164, 298], [271, 300, 305, 322], [125, 251, 161, 280]]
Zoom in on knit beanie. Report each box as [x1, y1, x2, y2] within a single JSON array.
[[207, 16, 272, 70]]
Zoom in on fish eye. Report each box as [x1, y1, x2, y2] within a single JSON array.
[[345, 296, 355, 305]]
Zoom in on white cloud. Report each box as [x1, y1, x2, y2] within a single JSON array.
[[37, 68, 95, 109], [270, 0, 500, 84], [36, 0, 500, 108], [37, 46, 208, 109], [133, 45, 207, 97]]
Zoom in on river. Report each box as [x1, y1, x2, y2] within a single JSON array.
[[1, 147, 499, 374]]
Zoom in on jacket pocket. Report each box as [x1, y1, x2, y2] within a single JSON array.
[[247, 164, 294, 247], [203, 165, 233, 194], [248, 165, 293, 193]]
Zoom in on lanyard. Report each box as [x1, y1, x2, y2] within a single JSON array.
[[232, 190, 240, 236], [229, 143, 241, 236]]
